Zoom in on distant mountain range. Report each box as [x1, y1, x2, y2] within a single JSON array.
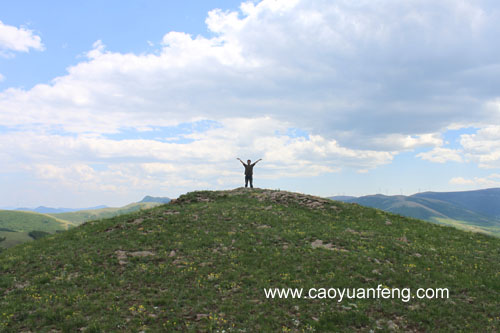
[[1, 195, 171, 248], [15, 205, 108, 214], [7, 195, 171, 214], [330, 188, 500, 236]]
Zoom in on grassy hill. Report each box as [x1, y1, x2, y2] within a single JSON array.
[[50, 202, 163, 225], [0, 230, 34, 249], [0, 188, 499, 331], [0, 210, 75, 249], [1, 203, 163, 249], [332, 191, 500, 237], [0, 210, 74, 232], [413, 188, 500, 219]]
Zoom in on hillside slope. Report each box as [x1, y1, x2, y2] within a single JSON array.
[[0, 210, 76, 249], [332, 192, 500, 236], [1, 189, 499, 331], [0, 210, 74, 232], [1, 203, 164, 249], [139, 196, 171, 204], [50, 202, 163, 225], [413, 188, 500, 219], [0, 230, 34, 249]]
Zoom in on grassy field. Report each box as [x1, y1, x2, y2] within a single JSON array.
[[50, 202, 163, 225], [0, 210, 74, 232], [0, 210, 75, 249], [0, 188, 499, 331], [0, 230, 33, 249], [432, 217, 500, 237], [0, 203, 163, 249], [336, 194, 500, 237]]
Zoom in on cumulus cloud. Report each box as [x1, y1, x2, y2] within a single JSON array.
[[449, 177, 474, 185], [1, 0, 500, 202], [0, 20, 44, 56], [0, 117, 393, 196], [417, 147, 463, 163], [1, 0, 499, 138], [460, 126, 500, 168], [450, 174, 500, 187]]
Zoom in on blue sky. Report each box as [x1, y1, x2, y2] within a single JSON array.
[[1, 0, 500, 207]]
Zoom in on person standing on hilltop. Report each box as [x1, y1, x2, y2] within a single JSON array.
[[237, 158, 262, 188]]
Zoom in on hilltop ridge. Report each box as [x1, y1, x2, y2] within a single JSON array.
[[1, 188, 499, 331], [173, 187, 333, 209]]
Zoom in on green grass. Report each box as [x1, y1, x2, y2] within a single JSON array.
[[0, 210, 75, 232], [342, 195, 500, 237], [0, 188, 499, 332], [0, 203, 163, 249], [0, 210, 75, 249], [50, 202, 163, 225], [0, 230, 33, 249], [432, 217, 500, 237]]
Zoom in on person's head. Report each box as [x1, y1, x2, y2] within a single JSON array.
[[247, 159, 251, 164]]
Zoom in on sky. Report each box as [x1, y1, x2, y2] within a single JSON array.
[[1, 0, 500, 208]]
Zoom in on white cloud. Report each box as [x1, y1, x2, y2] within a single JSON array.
[[449, 177, 474, 185], [0, 114, 393, 205], [0, 20, 44, 56], [1, 0, 499, 139], [1, 0, 500, 203], [460, 126, 500, 168], [347, 133, 443, 151], [0, 73, 4, 82], [450, 174, 500, 187], [417, 147, 463, 163], [0, 117, 393, 184]]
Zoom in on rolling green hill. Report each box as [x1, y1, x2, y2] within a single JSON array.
[[413, 188, 500, 219], [0, 188, 498, 331], [331, 190, 500, 237], [50, 202, 163, 224], [0, 210, 74, 232], [0, 210, 76, 249], [0, 230, 34, 249], [1, 202, 164, 249]]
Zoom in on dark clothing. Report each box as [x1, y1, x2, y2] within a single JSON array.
[[245, 175, 253, 188], [240, 160, 259, 188], [244, 163, 256, 176]]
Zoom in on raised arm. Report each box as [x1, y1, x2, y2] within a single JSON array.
[[236, 158, 245, 165], [252, 158, 262, 166]]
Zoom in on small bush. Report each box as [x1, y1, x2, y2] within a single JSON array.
[[28, 230, 51, 240]]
